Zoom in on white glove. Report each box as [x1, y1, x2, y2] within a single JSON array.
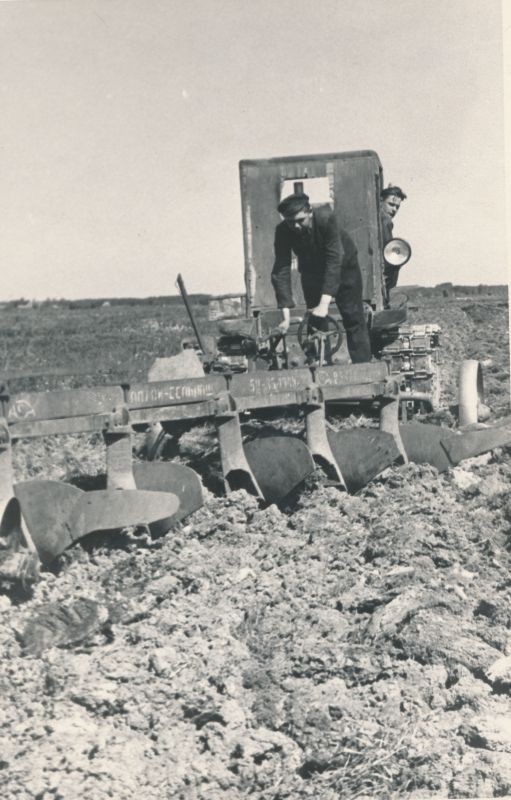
[[309, 294, 332, 318], [277, 307, 291, 333]]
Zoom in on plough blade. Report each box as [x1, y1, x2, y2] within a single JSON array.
[[13, 482, 80, 565], [326, 428, 402, 493], [243, 436, 315, 504], [400, 417, 511, 471], [14, 481, 180, 565], [1, 496, 36, 553], [0, 497, 40, 587], [0, 497, 20, 544], [399, 423, 456, 472], [441, 417, 511, 465], [133, 461, 204, 531], [69, 489, 180, 541]]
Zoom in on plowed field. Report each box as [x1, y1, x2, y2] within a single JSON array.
[[1, 293, 510, 799]]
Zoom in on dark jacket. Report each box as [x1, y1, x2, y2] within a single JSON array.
[[271, 205, 357, 309], [380, 208, 394, 247]]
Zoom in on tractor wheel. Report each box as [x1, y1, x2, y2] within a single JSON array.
[[458, 360, 484, 426]]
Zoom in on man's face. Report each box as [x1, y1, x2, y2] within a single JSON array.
[[381, 194, 401, 218], [283, 209, 312, 234]]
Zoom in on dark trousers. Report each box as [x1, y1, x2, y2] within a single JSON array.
[[302, 267, 372, 364]]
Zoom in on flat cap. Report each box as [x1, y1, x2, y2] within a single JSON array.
[[277, 193, 310, 216]]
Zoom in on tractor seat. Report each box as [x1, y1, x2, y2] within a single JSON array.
[[217, 318, 258, 337], [371, 305, 408, 331]]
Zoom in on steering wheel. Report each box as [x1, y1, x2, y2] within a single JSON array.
[[258, 330, 284, 352], [297, 313, 343, 356]]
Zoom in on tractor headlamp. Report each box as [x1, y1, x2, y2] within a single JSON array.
[[383, 238, 412, 268]]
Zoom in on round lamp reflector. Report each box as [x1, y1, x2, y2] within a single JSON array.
[[383, 238, 412, 267]]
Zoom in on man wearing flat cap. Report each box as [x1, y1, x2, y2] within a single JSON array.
[[271, 193, 371, 363], [380, 185, 407, 292]]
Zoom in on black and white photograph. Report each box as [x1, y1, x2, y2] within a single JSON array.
[[0, 1, 509, 798]]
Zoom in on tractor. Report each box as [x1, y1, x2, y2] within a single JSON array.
[[179, 150, 441, 417], [0, 149, 498, 584]]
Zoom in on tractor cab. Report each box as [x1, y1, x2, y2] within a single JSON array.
[[239, 149, 386, 323], [203, 150, 440, 413], [209, 150, 386, 333]]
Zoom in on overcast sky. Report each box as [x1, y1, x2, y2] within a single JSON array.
[[0, 0, 508, 300]]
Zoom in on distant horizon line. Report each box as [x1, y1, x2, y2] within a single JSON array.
[[0, 281, 509, 306]]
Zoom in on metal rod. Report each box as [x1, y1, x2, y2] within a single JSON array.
[[176, 273, 209, 356]]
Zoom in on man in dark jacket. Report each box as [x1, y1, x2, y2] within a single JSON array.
[[271, 193, 371, 364], [380, 185, 407, 292]]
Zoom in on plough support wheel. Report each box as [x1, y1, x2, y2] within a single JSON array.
[[458, 360, 484, 427], [326, 428, 402, 493], [243, 436, 315, 504]]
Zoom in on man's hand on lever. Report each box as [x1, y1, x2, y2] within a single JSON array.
[[309, 294, 332, 319], [277, 307, 291, 334]]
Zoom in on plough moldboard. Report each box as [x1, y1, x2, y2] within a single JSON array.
[[1, 359, 510, 579]]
